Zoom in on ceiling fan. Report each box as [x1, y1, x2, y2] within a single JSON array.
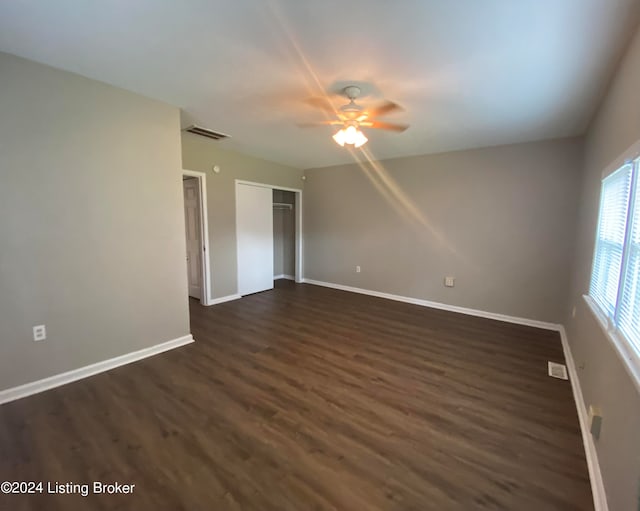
[[301, 85, 409, 148]]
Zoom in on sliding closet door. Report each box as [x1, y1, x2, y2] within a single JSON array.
[[236, 183, 274, 296]]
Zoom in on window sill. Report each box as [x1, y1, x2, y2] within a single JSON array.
[[582, 295, 640, 394]]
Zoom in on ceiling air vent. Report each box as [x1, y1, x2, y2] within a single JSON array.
[[183, 125, 230, 141]]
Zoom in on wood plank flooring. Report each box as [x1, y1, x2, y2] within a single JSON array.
[[0, 280, 592, 510]]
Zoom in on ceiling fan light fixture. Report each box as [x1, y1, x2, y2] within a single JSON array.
[[353, 130, 368, 148], [343, 125, 358, 145], [305, 84, 407, 148], [333, 125, 368, 148], [332, 129, 347, 146]]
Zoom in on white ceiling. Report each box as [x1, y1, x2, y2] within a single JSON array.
[[1, 1, 639, 169]]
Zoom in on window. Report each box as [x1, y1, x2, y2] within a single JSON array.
[[589, 157, 640, 371]]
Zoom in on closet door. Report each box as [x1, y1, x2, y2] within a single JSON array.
[[236, 183, 274, 296]]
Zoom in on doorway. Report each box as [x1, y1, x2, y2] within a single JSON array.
[[182, 170, 212, 305], [235, 180, 303, 297]]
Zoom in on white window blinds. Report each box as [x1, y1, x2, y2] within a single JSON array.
[[589, 164, 632, 316], [590, 157, 640, 369], [617, 165, 640, 352]]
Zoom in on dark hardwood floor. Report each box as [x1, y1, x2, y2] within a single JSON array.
[[0, 280, 592, 510]]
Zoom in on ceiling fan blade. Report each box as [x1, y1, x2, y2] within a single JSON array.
[[297, 120, 342, 128], [363, 121, 409, 132], [304, 96, 338, 113], [365, 100, 403, 118]]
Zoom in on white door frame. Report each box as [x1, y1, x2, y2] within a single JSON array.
[[183, 169, 213, 305], [235, 179, 304, 285]]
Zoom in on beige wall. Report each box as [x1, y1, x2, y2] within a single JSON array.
[[304, 138, 583, 323], [181, 134, 303, 298], [0, 53, 190, 390], [564, 24, 640, 511]]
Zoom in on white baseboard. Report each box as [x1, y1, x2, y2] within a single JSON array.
[[274, 274, 295, 281], [302, 279, 560, 331], [558, 326, 608, 511], [0, 334, 194, 405], [208, 294, 241, 305]]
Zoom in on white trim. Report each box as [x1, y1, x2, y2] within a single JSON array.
[[183, 169, 213, 306], [234, 179, 304, 287], [209, 294, 241, 305], [295, 190, 303, 283], [235, 179, 301, 194], [302, 279, 560, 330], [558, 326, 608, 511], [274, 274, 295, 280], [0, 335, 194, 405], [583, 294, 640, 394]]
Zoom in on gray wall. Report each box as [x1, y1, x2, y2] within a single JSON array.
[[304, 138, 583, 323], [0, 53, 190, 390], [273, 190, 296, 277], [181, 134, 303, 298], [274, 207, 285, 277], [564, 24, 640, 511]]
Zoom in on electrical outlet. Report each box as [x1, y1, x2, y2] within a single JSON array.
[[588, 405, 602, 439], [356, 265, 361, 273], [444, 276, 455, 287], [33, 325, 46, 342]]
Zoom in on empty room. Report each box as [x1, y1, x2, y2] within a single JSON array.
[[1, 1, 639, 510]]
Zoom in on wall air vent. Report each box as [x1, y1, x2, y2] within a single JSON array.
[[183, 125, 230, 141]]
